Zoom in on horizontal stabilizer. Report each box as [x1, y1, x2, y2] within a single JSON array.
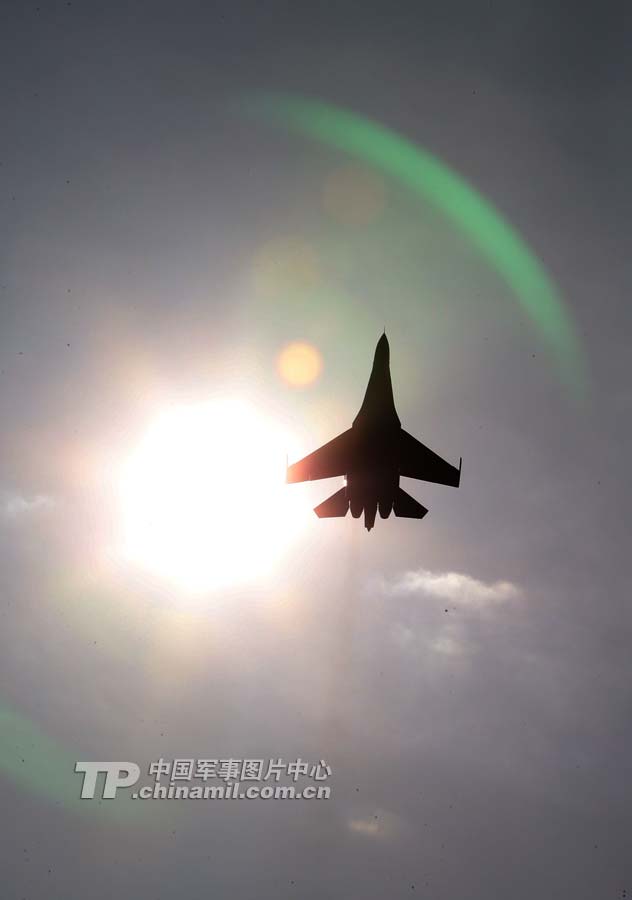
[[314, 487, 349, 518], [393, 487, 428, 519]]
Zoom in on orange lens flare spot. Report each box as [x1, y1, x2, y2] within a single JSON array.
[[277, 342, 323, 387]]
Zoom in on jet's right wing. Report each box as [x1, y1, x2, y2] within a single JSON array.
[[286, 429, 355, 483], [399, 429, 461, 487]]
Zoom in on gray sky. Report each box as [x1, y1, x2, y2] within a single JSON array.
[[1, 2, 631, 898]]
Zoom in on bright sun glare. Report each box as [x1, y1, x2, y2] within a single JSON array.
[[116, 398, 308, 593]]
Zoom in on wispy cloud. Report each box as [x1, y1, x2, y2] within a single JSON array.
[[347, 809, 402, 839], [2, 492, 54, 519], [384, 568, 520, 609], [380, 569, 522, 661], [348, 816, 380, 836]]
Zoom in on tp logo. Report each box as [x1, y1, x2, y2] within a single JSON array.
[[75, 762, 140, 799]]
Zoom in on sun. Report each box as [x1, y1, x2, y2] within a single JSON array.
[[115, 398, 309, 593]]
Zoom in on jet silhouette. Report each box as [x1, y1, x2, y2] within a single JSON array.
[[286, 334, 461, 530]]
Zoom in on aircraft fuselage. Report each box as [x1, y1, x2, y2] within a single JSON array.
[[345, 424, 401, 530], [345, 334, 402, 529]]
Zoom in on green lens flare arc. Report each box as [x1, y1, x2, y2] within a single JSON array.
[[243, 93, 586, 395], [0, 705, 147, 823]]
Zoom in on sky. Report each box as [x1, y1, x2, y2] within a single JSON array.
[[1, 1, 631, 897]]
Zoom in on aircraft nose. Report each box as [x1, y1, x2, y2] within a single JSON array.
[[374, 333, 390, 367]]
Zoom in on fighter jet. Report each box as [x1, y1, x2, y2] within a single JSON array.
[[286, 334, 461, 530]]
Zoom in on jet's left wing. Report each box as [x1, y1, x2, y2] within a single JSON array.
[[399, 429, 461, 487], [287, 429, 355, 483]]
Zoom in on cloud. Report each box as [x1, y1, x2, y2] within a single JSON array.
[[380, 569, 523, 659], [390, 615, 468, 659], [347, 809, 403, 840], [1, 491, 54, 519], [384, 568, 521, 609], [348, 816, 380, 837], [429, 634, 464, 656]]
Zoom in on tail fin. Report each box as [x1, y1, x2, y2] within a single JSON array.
[[393, 487, 428, 519], [314, 487, 349, 518]]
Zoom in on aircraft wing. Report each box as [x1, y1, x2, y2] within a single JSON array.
[[399, 429, 461, 487], [286, 429, 354, 483]]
